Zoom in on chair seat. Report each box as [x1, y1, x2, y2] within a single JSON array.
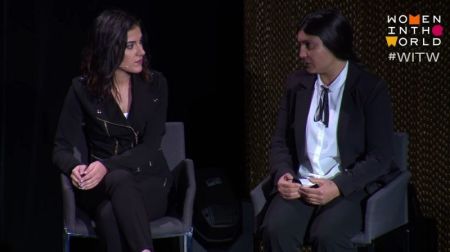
[[66, 216, 189, 237], [68, 220, 96, 237], [151, 216, 190, 238], [65, 211, 96, 237]]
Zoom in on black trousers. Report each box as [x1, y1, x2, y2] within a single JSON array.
[[76, 169, 172, 252], [262, 190, 368, 252]]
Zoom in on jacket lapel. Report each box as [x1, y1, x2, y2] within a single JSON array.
[[128, 75, 149, 129], [98, 94, 127, 124], [97, 75, 147, 126], [294, 74, 315, 161], [129, 74, 161, 131], [337, 63, 361, 168]]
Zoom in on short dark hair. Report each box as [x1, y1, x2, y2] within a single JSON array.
[[298, 9, 356, 61], [81, 9, 151, 98]]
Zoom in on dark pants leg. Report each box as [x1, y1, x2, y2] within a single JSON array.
[[308, 190, 367, 252], [77, 169, 172, 252], [262, 191, 367, 252], [262, 194, 315, 252], [95, 201, 128, 252]]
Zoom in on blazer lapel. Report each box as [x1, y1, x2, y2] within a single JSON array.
[[98, 94, 127, 124], [128, 75, 149, 128], [337, 63, 361, 167], [294, 74, 315, 161], [129, 74, 161, 131]]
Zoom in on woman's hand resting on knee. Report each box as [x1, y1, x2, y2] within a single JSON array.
[[277, 173, 302, 200], [71, 161, 108, 190], [298, 178, 340, 205], [71, 164, 87, 189]]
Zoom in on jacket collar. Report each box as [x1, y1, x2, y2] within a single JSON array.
[[99, 74, 147, 125]]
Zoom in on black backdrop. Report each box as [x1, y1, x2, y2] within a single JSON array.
[[0, 1, 244, 251]]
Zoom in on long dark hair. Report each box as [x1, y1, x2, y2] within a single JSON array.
[[81, 9, 151, 98], [298, 9, 357, 61]]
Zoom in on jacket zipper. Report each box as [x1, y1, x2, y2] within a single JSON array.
[[96, 117, 139, 145], [103, 121, 110, 137], [90, 153, 103, 160], [114, 139, 119, 155]]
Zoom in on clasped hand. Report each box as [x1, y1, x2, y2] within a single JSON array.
[[71, 161, 108, 190], [277, 173, 340, 205]]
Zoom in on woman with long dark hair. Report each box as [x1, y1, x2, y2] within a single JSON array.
[[262, 9, 396, 251], [53, 9, 171, 252]]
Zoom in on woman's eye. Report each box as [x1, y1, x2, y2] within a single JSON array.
[[307, 43, 316, 50], [126, 43, 134, 49]]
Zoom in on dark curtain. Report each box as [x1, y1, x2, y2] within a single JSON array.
[[0, 1, 244, 251]]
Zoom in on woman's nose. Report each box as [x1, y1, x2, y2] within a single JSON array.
[[137, 44, 145, 55], [299, 47, 306, 59]]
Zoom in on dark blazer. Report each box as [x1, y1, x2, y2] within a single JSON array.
[[53, 71, 170, 179], [270, 62, 396, 197]]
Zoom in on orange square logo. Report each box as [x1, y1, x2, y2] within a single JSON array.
[[409, 14, 420, 25]]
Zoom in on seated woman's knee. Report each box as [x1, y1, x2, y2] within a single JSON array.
[[263, 213, 292, 239], [103, 169, 134, 189], [95, 201, 115, 224], [309, 228, 345, 248]]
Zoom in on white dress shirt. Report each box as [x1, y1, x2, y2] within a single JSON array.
[[298, 61, 349, 186]]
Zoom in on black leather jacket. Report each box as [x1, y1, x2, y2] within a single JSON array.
[[53, 71, 169, 178]]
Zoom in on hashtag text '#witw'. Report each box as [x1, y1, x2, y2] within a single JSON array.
[[394, 52, 440, 62]]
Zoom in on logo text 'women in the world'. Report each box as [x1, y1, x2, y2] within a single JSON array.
[[386, 14, 443, 47]]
